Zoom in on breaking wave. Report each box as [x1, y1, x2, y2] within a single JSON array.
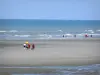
[[14, 35, 31, 37], [0, 30, 7, 32], [0, 30, 100, 40]]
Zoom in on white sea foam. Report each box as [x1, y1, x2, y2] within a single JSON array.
[[57, 30, 63, 32], [0, 31, 7, 32], [76, 34, 83, 36], [64, 33, 73, 36], [0, 30, 100, 40], [84, 29, 94, 33], [0, 30, 18, 33], [9, 30, 18, 32], [96, 30, 100, 32], [14, 35, 31, 37]]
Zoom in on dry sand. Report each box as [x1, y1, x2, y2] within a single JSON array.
[[0, 38, 100, 67]]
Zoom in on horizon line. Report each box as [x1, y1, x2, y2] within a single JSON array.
[[0, 19, 100, 21]]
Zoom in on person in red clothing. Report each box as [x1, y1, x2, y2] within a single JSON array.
[[31, 43, 35, 50], [85, 34, 88, 38], [27, 44, 30, 49]]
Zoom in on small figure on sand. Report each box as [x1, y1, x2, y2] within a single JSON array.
[[31, 43, 35, 50], [23, 41, 30, 49]]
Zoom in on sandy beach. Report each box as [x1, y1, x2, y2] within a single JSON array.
[[0, 38, 100, 75], [0, 38, 100, 66]]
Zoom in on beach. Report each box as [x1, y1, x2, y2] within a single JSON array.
[[0, 39, 100, 75], [0, 38, 100, 66]]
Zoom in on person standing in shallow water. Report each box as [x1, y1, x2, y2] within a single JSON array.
[[63, 35, 64, 38], [85, 34, 88, 38], [74, 34, 76, 38], [90, 35, 92, 37]]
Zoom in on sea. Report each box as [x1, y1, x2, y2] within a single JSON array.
[[0, 19, 100, 75], [0, 19, 100, 40], [1, 64, 100, 75]]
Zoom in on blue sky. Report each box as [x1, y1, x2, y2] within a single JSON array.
[[0, 0, 100, 20]]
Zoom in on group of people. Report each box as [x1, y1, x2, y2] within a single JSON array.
[[62, 34, 92, 38], [23, 41, 35, 50]]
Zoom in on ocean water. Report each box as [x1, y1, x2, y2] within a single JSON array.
[[1, 64, 100, 75], [0, 19, 100, 40]]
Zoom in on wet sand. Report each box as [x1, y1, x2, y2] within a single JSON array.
[[0, 39, 100, 74]]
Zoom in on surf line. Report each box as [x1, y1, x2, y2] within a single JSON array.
[[0, 66, 61, 69], [0, 66, 70, 69]]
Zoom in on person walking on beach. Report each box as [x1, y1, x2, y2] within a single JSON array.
[[23, 41, 30, 49], [31, 43, 35, 50], [23, 43, 27, 49], [27, 43, 30, 49]]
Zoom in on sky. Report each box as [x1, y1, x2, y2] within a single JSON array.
[[0, 0, 100, 20]]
